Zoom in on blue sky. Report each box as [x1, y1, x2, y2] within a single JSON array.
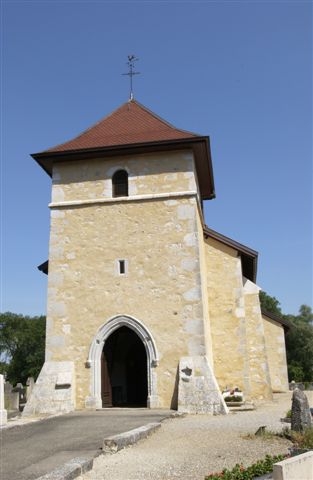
[[1, 1, 312, 316]]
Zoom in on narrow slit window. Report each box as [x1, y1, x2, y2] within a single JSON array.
[[119, 260, 126, 275], [112, 170, 128, 197]]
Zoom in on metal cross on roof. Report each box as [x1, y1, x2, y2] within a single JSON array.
[[122, 55, 140, 101]]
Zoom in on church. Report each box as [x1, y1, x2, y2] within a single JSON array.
[[23, 98, 289, 416]]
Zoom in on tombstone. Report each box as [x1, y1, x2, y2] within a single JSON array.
[[4, 384, 19, 411], [0, 374, 8, 426], [291, 388, 312, 432], [26, 377, 35, 402], [4, 381, 12, 394], [4, 381, 19, 411], [12, 382, 26, 411]]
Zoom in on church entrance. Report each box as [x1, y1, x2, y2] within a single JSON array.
[[101, 326, 148, 407]]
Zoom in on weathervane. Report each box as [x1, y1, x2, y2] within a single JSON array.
[[122, 55, 140, 101]]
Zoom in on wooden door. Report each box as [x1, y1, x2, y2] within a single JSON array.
[[101, 352, 112, 407]]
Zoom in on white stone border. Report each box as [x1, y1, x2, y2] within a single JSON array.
[[49, 190, 197, 209], [85, 315, 159, 409]]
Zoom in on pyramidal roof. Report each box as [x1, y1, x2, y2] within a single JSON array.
[[32, 99, 215, 200], [47, 99, 198, 153]]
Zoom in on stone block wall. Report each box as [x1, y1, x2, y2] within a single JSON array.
[[205, 238, 273, 400], [45, 151, 213, 409], [204, 237, 249, 394], [263, 314, 289, 392], [243, 279, 272, 400]]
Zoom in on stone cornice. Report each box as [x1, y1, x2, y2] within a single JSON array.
[[49, 190, 199, 209]]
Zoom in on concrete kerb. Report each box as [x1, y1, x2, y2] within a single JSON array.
[[273, 451, 313, 480], [34, 420, 168, 480], [35, 457, 94, 480], [102, 421, 161, 453]]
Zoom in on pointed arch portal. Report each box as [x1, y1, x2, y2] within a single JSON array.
[[86, 315, 159, 409]]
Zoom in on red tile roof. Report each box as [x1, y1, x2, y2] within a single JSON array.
[[47, 100, 198, 152], [32, 99, 216, 200]]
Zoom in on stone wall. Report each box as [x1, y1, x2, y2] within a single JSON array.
[[44, 150, 213, 409], [204, 237, 248, 394], [262, 314, 289, 392], [204, 238, 273, 400], [50, 152, 198, 204], [196, 215, 213, 366], [243, 279, 272, 400], [35, 145, 277, 411]]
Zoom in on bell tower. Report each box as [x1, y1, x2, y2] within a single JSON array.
[[24, 99, 229, 415]]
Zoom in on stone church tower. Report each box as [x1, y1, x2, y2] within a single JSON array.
[[24, 99, 289, 415]]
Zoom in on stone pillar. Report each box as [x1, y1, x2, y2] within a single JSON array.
[[0, 374, 8, 426]]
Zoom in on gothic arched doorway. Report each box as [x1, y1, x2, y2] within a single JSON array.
[[86, 315, 159, 409], [101, 326, 148, 407]]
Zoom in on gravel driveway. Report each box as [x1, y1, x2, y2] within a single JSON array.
[[78, 392, 294, 480]]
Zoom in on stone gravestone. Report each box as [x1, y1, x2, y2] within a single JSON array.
[[26, 377, 35, 402], [12, 382, 26, 411], [0, 374, 8, 426], [4, 381, 19, 411], [291, 388, 312, 432]]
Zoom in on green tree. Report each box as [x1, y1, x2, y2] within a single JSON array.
[[260, 292, 313, 382], [285, 305, 313, 382], [259, 291, 282, 316], [296, 304, 313, 325], [0, 312, 46, 384]]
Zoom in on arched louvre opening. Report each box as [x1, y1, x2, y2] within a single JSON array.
[[112, 170, 128, 197]]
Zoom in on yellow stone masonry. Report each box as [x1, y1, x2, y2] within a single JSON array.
[[263, 315, 289, 393], [47, 151, 210, 408], [243, 280, 272, 400], [28, 147, 288, 414], [205, 238, 248, 392], [24, 102, 289, 416]]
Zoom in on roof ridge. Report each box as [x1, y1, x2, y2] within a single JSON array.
[[45, 101, 130, 153], [130, 99, 199, 136], [45, 99, 198, 153]]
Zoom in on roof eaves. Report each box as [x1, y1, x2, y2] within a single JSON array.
[[203, 226, 258, 258], [45, 100, 199, 154], [203, 226, 258, 282], [33, 136, 207, 161], [261, 309, 292, 331], [38, 260, 48, 275]]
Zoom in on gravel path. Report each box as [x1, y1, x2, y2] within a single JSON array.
[[78, 393, 293, 480]]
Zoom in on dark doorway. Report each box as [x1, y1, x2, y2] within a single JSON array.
[[101, 326, 148, 407]]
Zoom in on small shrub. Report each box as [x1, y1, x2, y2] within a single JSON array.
[[205, 454, 287, 480], [285, 409, 291, 418], [242, 428, 288, 441], [224, 396, 243, 403], [291, 427, 313, 449], [280, 426, 292, 440]]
